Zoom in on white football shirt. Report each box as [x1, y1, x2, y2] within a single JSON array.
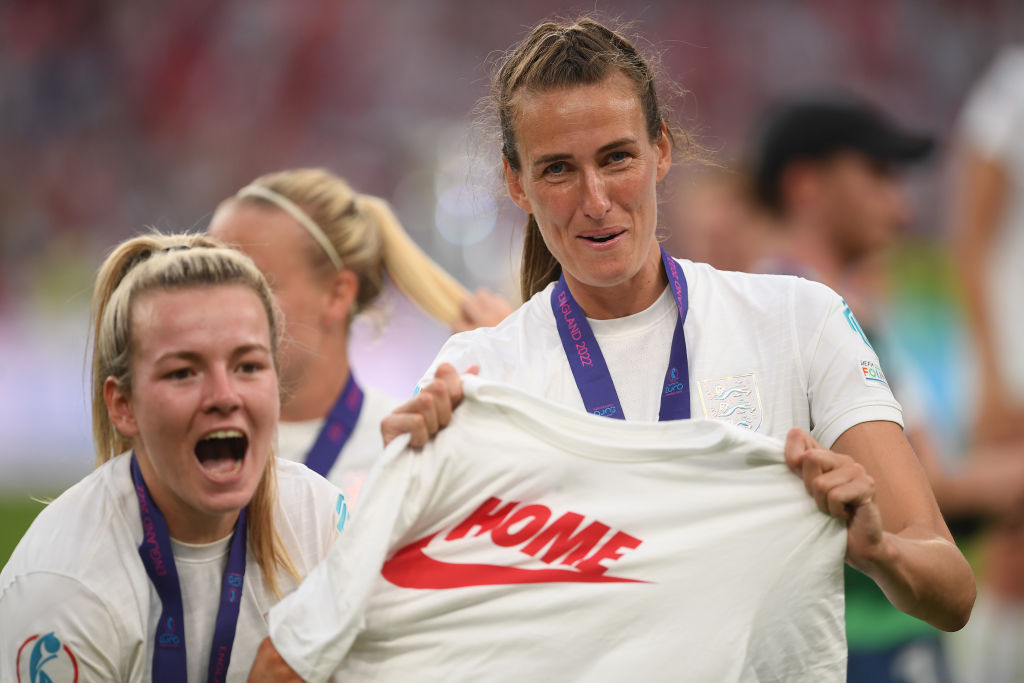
[[269, 377, 848, 683], [0, 456, 341, 682], [418, 258, 903, 448]]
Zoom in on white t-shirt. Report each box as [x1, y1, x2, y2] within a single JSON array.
[[276, 385, 396, 507], [959, 45, 1024, 399], [269, 377, 848, 683], [0, 455, 341, 682], [420, 259, 903, 447]]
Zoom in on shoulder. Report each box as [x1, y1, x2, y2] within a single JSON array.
[[421, 284, 558, 386], [275, 458, 342, 511], [2, 456, 135, 587], [1, 458, 142, 675], [679, 258, 837, 315]]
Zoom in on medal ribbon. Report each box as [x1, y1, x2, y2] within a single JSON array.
[[131, 455, 247, 683], [550, 247, 690, 421], [303, 373, 364, 477]]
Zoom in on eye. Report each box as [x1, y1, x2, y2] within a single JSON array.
[[606, 150, 631, 164], [237, 357, 269, 375], [543, 161, 567, 176], [165, 367, 194, 380]]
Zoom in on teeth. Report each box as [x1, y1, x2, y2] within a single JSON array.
[[202, 429, 244, 440]]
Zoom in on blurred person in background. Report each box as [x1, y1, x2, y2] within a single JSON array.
[[209, 168, 509, 505], [948, 44, 1024, 683], [253, 16, 974, 682], [663, 166, 772, 274], [0, 232, 342, 681], [747, 94, 1024, 683]]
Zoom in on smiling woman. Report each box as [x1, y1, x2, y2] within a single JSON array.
[[0, 232, 342, 682]]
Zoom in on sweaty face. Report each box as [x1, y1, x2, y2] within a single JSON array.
[[209, 203, 332, 393], [818, 152, 913, 263], [505, 72, 672, 315], [114, 285, 279, 542]]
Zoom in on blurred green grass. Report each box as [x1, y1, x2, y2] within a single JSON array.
[[0, 495, 52, 569]]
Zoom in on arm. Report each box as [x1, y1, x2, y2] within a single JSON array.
[[450, 288, 514, 333], [785, 422, 976, 631], [908, 426, 1024, 520], [952, 147, 1024, 443]]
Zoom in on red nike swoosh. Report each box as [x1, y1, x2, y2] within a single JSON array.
[[381, 533, 648, 588]]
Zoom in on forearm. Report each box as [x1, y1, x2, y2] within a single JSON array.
[[850, 524, 976, 632]]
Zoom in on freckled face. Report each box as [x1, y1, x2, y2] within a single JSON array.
[[505, 72, 672, 302], [114, 285, 279, 542]]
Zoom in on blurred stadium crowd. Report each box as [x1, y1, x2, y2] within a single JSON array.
[[2, 1, 1024, 681]]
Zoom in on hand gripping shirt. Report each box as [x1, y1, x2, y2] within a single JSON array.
[[418, 258, 903, 446], [0, 456, 341, 682], [268, 377, 849, 683]]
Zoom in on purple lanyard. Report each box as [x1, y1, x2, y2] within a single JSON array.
[[550, 247, 691, 421], [304, 373, 364, 477], [131, 455, 247, 683]]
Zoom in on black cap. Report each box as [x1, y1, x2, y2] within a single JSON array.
[[750, 95, 936, 211]]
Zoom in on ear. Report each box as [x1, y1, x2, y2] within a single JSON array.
[[503, 157, 533, 214], [104, 377, 140, 438], [655, 121, 672, 182], [323, 269, 359, 327]]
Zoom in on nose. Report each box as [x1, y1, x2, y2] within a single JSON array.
[[580, 169, 612, 220], [202, 367, 241, 414]]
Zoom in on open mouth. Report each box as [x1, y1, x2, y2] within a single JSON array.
[[581, 231, 623, 243], [194, 429, 247, 477]]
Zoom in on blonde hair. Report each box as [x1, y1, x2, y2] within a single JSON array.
[[89, 230, 299, 597], [223, 168, 468, 324]]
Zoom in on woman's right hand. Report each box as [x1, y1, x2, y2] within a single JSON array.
[[381, 363, 479, 447]]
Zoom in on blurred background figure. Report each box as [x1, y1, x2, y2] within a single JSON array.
[[947, 44, 1024, 683], [209, 168, 491, 506], [954, 45, 1024, 447], [745, 94, 1024, 683], [663, 167, 770, 273]]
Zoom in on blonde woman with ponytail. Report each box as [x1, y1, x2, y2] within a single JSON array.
[[0, 232, 342, 682], [209, 168, 507, 503]]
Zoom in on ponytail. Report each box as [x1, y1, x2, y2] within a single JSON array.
[[519, 215, 561, 301]]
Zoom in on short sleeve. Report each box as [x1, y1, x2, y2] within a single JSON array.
[[796, 283, 904, 448], [0, 572, 133, 681]]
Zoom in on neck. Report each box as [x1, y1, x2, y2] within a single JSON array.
[[565, 248, 668, 320], [135, 456, 239, 544], [281, 333, 351, 422]]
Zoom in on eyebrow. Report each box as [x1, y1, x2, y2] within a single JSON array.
[[154, 344, 271, 364], [531, 137, 638, 169]]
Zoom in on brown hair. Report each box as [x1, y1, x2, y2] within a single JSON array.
[[492, 17, 692, 301], [220, 168, 468, 324], [90, 230, 299, 597]]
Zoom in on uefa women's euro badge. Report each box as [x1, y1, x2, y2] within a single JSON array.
[[17, 631, 79, 683], [697, 373, 763, 431]]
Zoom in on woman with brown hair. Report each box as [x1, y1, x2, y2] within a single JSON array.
[[253, 17, 974, 681]]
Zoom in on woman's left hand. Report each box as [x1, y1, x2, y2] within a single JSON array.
[[784, 428, 884, 569]]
